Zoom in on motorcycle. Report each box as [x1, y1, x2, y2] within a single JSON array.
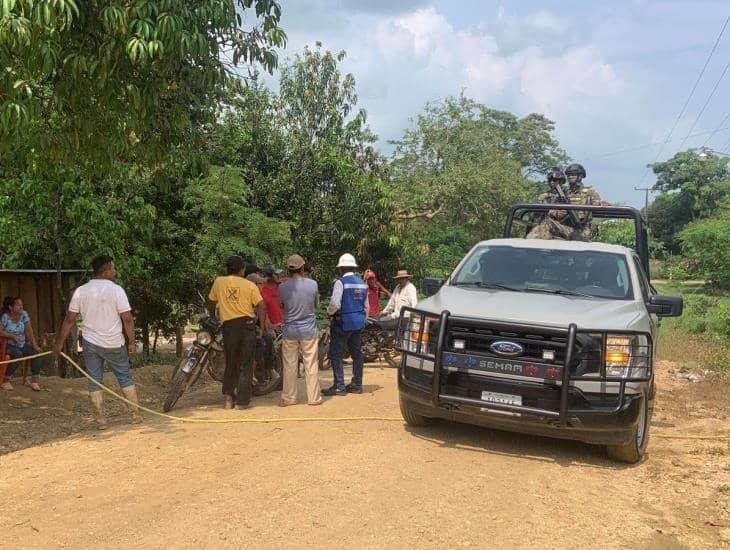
[[163, 301, 283, 412], [318, 317, 400, 370]]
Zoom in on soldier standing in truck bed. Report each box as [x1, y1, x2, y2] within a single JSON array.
[[527, 163, 602, 241]]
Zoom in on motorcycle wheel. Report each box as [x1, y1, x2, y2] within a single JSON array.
[[252, 342, 283, 396], [163, 364, 195, 412], [318, 332, 331, 370], [207, 350, 224, 383], [383, 351, 400, 368]]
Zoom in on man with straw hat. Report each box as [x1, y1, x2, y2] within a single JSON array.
[[378, 268, 418, 330]]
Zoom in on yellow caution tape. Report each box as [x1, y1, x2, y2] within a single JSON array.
[[2, 352, 729, 438], [1, 350, 403, 424]]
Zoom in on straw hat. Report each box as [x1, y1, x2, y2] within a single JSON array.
[[393, 269, 412, 279], [286, 254, 306, 270]]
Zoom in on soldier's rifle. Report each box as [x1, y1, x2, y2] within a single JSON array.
[[549, 181, 585, 228]]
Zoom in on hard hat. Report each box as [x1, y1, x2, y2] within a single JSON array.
[[336, 253, 358, 268]]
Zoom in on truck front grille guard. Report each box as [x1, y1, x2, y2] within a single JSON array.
[[395, 307, 652, 426]]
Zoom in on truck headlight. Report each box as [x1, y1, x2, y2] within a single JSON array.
[[605, 334, 650, 378], [196, 331, 212, 346], [399, 313, 438, 357]]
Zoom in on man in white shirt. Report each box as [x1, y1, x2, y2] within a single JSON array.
[[54, 255, 139, 429], [378, 269, 418, 330]]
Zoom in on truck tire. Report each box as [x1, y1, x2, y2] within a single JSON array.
[[606, 392, 650, 464], [399, 395, 434, 427]]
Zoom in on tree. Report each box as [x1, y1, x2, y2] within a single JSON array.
[[645, 191, 693, 255], [207, 45, 392, 277], [388, 95, 566, 278], [184, 165, 292, 284], [0, 0, 286, 168], [679, 200, 730, 290], [651, 150, 730, 221]]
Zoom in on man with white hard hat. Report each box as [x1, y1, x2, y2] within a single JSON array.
[[323, 253, 368, 395]]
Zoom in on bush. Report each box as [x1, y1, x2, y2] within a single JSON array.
[[679, 212, 730, 289], [660, 286, 730, 376], [706, 299, 730, 339], [664, 256, 694, 281], [650, 259, 667, 279]]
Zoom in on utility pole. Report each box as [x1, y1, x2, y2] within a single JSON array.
[[634, 186, 652, 211]]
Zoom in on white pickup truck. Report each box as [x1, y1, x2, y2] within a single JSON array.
[[396, 204, 683, 463]]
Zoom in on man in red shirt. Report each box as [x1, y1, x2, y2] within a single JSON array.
[[364, 270, 390, 317], [261, 266, 284, 328]]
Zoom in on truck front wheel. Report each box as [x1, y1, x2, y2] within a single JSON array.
[[399, 395, 434, 427], [606, 393, 651, 464]]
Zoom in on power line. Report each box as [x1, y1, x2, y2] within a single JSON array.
[[587, 124, 730, 159], [720, 137, 730, 154], [702, 110, 730, 147], [638, 14, 730, 179], [677, 60, 730, 150]]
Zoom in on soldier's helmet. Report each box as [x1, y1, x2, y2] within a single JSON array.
[[547, 167, 566, 185], [565, 163, 586, 179]]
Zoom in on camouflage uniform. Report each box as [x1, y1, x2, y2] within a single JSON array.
[[527, 184, 602, 241]]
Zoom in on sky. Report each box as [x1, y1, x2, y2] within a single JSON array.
[[263, 1, 730, 206]]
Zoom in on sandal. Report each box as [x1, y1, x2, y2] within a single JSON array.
[[278, 400, 297, 407], [23, 379, 41, 391], [1, 381, 13, 391], [308, 400, 323, 406]]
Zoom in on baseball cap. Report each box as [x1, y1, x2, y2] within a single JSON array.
[[246, 273, 266, 284], [287, 254, 306, 270], [263, 265, 284, 277]]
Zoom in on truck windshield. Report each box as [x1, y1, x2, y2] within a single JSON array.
[[451, 245, 633, 300]]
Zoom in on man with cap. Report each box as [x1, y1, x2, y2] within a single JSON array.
[[277, 254, 322, 406], [247, 272, 280, 390], [378, 269, 418, 330], [261, 265, 284, 330], [208, 255, 265, 409], [364, 270, 390, 317], [323, 253, 368, 396]]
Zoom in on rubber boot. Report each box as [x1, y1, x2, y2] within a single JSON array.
[[121, 385, 143, 424], [89, 391, 107, 430]]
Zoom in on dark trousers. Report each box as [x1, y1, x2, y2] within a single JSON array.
[[330, 321, 364, 389], [221, 317, 256, 406], [255, 332, 274, 372], [6, 342, 44, 377]]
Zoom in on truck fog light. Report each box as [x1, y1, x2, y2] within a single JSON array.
[[453, 339, 466, 350], [542, 350, 555, 362]]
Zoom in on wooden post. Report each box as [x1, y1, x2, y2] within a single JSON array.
[[176, 325, 184, 358]]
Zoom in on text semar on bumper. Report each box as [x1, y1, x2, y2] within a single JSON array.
[[395, 307, 652, 447]]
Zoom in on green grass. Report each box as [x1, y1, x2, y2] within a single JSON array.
[[655, 282, 730, 378]]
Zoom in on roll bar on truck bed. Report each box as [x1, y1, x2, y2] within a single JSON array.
[[503, 204, 651, 279]]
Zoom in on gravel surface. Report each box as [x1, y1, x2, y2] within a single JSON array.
[[1, 359, 728, 548]]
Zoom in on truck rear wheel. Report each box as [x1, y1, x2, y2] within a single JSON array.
[[399, 395, 434, 427], [606, 393, 650, 464]]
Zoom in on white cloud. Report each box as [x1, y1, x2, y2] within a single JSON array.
[[356, 7, 625, 130], [275, 2, 719, 204]]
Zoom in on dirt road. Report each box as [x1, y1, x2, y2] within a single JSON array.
[[1, 360, 729, 548]]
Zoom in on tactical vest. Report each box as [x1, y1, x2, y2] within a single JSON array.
[[340, 274, 368, 331], [568, 186, 598, 222]]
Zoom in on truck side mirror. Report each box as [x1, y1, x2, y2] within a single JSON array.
[[422, 277, 445, 297], [647, 295, 683, 317]]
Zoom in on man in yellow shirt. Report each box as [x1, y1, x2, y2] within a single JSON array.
[[208, 255, 266, 409]]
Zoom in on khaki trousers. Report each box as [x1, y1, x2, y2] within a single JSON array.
[[281, 337, 322, 405]]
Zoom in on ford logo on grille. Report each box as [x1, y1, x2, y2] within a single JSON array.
[[489, 341, 524, 357]]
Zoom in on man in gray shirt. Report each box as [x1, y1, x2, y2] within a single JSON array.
[[277, 254, 322, 406]]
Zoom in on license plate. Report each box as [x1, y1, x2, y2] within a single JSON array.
[[481, 391, 522, 406]]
